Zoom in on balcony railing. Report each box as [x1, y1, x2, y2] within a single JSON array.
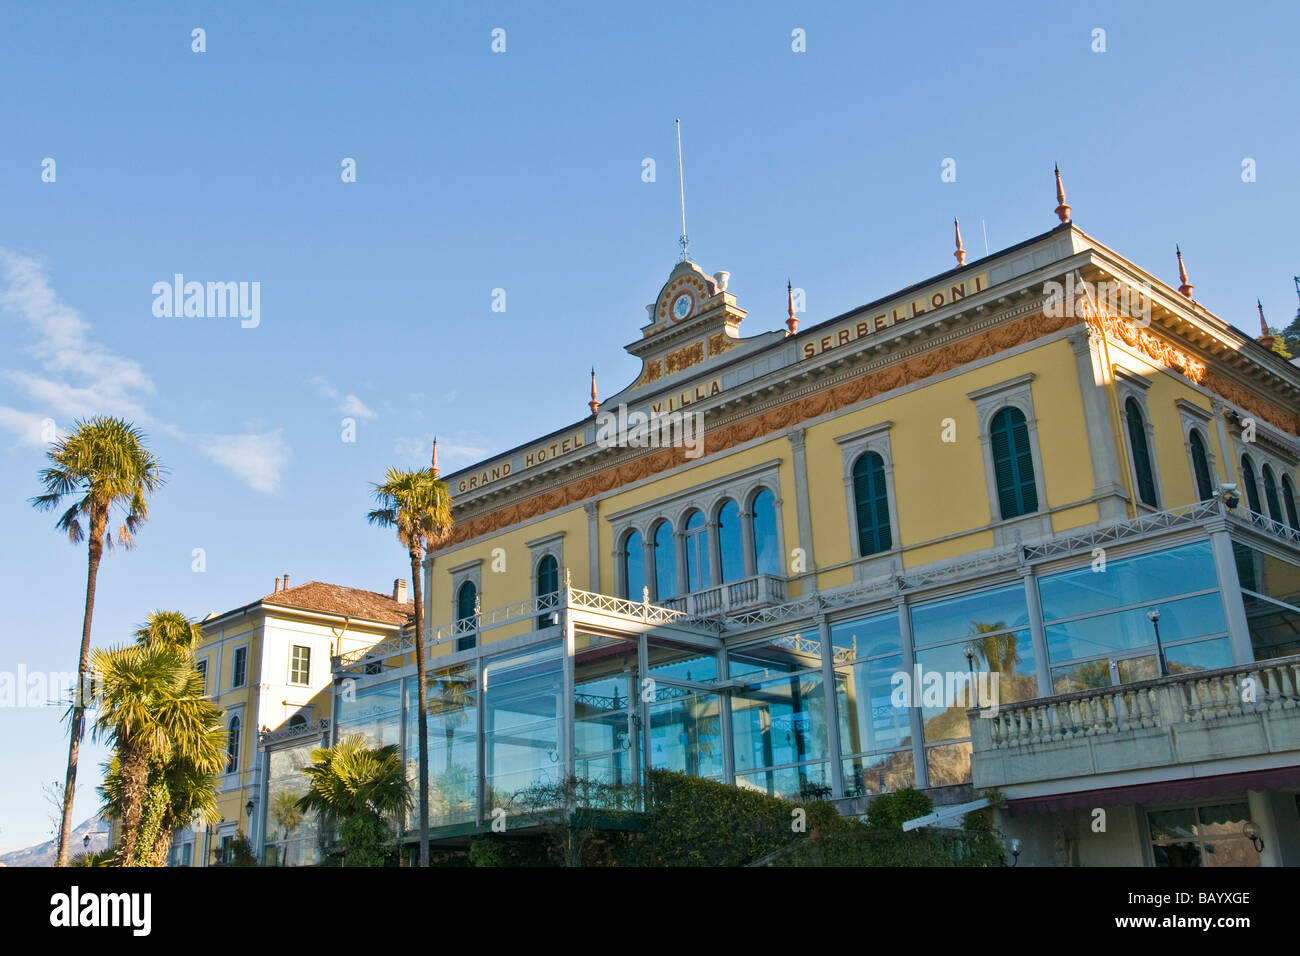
[[971, 655, 1300, 790], [659, 574, 787, 617]]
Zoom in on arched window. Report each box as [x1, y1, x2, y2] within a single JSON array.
[[1241, 456, 1262, 514], [851, 452, 891, 556], [1283, 475, 1300, 530], [623, 530, 645, 600], [287, 713, 307, 728], [751, 488, 780, 577], [717, 499, 744, 583], [226, 716, 240, 774], [683, 510, 710, 592], [535, 554, 559, 628], [455, 580, 478, 651], [1188, 430, 1214, 501], [1124, 398, 1158, 507], [652, 521, 676, 600], [990, 407, 1039, 519]]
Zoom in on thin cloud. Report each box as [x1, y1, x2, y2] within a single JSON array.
[[0, 250, 291, 493], [339, 394, 376, 421]]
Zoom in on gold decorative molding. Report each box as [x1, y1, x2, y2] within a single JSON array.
[[708, 332, 736, 357], [1085, 313, 1206, 383], [665, 340, 705, 375]]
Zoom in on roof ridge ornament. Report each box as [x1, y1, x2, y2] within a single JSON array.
[[1176, 245, 1194, 299], [786, 279, 798, 336], [1054, 164, 1071, 223], [431, 436, 438, 477], [1258, 299, 1275, 350], [588, 367, 600, 415], [954, 217, 967, 267], [676, 119, 689, 263]]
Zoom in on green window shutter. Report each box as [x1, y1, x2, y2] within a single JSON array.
[[1125, 398, 1158, 507], [1189, 430, 1214, 501], [1242, 457, 1262, 514], [852, 452, 891, 556], [1283, 476, 1300, 530], [1264, 466, 1284, 523], [991, 408, 1037, 519]]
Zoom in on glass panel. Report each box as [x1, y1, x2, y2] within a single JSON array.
[[1148, 807, 1197, 842], [910, 584, 1029, 648], [752, 488, 781, 577], [1050, 659, 1115, 695], [1166, 638, 1232, 675], [731, 671, 829, 775], [835, 654, 911, 758], [830, 610, 900, 662], [1235, 543, 1300, 608], [1116, 655, 1158, 684], [652, 521, 676, 600], [735, 762, 831, 801], [1039, 541, 1218, 622], [841, 750, 915, 797], [647, 685, 723, 780], [624, 530, 645, 600], [729, 632, 822, 678], [1198, 802, 1259, 868], [573, 638, 638, 796], [925, 741, 972, 787], [264, 739, 321, 866], [646, 637, 718, 684], [685, 510, 709, 592], [410, 665, 478, 828], [335, 679, 403, 747], [1241, 591, 1300, 660], [915, 630, 1036, 742], [718, 499, 744, 584], [482, 642, 563, 814], [1045, 592, 1226, 662]]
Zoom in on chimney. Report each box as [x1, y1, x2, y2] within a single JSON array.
[[394, 578, 408, 603], [282, 573, 290, 591], [273, 576, 281, 593]]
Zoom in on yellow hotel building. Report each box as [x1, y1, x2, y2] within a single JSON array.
[[302, 178, 1300, 867]]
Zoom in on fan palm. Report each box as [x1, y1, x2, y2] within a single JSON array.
[[31, 416, 164, 865], [88, 643, 225, 866], [297, 734, 412, 821], [367, 463, 452, 866]]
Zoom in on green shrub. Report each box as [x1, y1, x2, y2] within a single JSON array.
[[339, 813, 391, 867], [863, 787, 933, 830]]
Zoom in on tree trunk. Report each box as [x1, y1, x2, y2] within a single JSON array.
[[147, 807, 176, 868], [117, 744, 151, 867], [56, 522, 104, 867], [411, 548, 430, 867]]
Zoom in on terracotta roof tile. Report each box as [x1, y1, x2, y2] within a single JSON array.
[[261, 580, 412, 626]]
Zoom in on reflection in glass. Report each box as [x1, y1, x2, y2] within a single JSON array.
[[1039, 542, 1217, 623], [263, 740, 320, 866], [335, 679, 403, 747], [574, 637, 639, 803], [736, 762, 832, 801], [652, 520, 676, 600], [624, 530, 645, 600], [648, 685, 723, 780], [731, 671, 829, 796], [483, 642, 563, 814], [916, 630, 1036, 742], [842, 750, 915, 798], [1044, 593, 1226, 662], [925, 740, 972, 787], [647, 637, 718, 683], [752, 488, 781, 577], [718, 499, 744, 584], [911, 584, 1029, 648], [407, 666, 477, 827], [684, 510, 710, 592]]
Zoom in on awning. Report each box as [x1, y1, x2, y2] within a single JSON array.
[[1005, 766, 1300, 816]]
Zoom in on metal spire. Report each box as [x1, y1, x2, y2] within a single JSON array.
[[589, 367, 600, 415], [1054, 164, 1071, 223], [953, 218, 967, 267], [1176, 245, 1194, 299], [676, 119, 689, 262]]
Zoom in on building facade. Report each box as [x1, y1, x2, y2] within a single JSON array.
[[326, 189, 1300, 866], [166, 577, 411, 866]]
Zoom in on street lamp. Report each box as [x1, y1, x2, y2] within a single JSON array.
[[245, 799, 255, 821], [1146, 608, 1168, 677], [82, 834, 90, 851], [963, 647, 977, 709]]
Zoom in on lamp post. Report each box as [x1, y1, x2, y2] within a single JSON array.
[[82, 834, 90, 851], [963, 647, 977, 710], [1147, 608, 1168, 677]]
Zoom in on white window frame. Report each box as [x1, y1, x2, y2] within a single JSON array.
[[967, 374, 1049, 544], [288, 644, 311, 686], [835, 421, 900, 580]]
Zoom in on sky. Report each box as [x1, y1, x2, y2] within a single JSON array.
[[0, 0, 1297, 852]]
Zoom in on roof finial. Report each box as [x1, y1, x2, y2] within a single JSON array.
[[953, 218, 967, 267], [1258, 299, 1275, 349], [588, 366, 600, 415], [785, 279, 799, 336], [1176, 245, 1194, 298], [1054, 164, 1071, 223], [430, 436, 439, 477]]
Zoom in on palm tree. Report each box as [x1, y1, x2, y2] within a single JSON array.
[[31, 417, 164, 865], [297, 734, 413, 865], [88, 642, 225, 866], [367, 458, 452, 867]]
